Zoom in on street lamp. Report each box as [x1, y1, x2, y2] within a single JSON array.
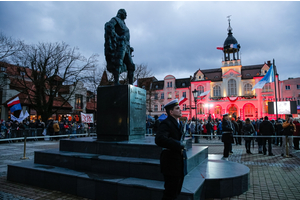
[[192, 89, 199, 143]]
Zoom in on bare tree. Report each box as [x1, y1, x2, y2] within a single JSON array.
[[0, 32, 24, 61], [11, 41, 98, 122]]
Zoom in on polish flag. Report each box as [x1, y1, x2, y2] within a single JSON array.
[[133, 79, 138, 87], [7, 97, 21, 107], [179, 97, 188, 105]]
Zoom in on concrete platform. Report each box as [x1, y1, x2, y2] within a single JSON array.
[[7, 137, 250, 199]]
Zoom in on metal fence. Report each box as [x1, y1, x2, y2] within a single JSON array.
[[0, 127, 97, 143]]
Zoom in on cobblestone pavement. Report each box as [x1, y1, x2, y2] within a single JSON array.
[[0, 138, 300, 200]]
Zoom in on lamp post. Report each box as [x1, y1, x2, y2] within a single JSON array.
[[192, 89, 199, 143]]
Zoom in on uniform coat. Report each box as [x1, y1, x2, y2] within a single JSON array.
[[155, 116, 185, 177]]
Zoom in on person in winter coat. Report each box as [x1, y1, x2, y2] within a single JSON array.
[[242, 118, 255, 154], [281, 115, 296, 157], [292, 120, 300, 150], [259, 116, 275, 156], [221, 113, 234, 161], [53, 121, 60, 141]]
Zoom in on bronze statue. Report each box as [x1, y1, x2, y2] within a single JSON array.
[[104, 9, 135, 85]]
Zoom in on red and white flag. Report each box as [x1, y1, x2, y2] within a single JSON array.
[[7, 97, 20, 107], [199, 90, 211, 97], [178, 97, 188, 105], [133, 79, 138, 87]]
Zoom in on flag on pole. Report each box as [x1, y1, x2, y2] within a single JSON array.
[[133, 79, 138, 87], [199, 90, 211, 97], [178, 97, 188, 105], [216, 47, 224, 50], [252, 65, 274, 91], [7, 97, 22, 113]]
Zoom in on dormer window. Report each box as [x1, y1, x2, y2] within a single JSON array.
[[20, 71, 25, 76], [155, 85, 158, 89], [0, 67, 6, 72], [214, 76, 219, 79], [182, 83, 185, 87], [246, 73, 251, 77]]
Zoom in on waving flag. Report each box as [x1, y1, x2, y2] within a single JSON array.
[[252, 65, 274, 91], [199, 90, 211, 97], [133, 78, 138, 87], [7, 97, 22, 113], [216, 46, 224, 50], [178, 97, 188, 105]]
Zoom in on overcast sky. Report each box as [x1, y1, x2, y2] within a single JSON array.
[[1, 1, 299, 81]]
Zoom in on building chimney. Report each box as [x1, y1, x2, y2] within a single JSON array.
[[267, 60, 271, 65]]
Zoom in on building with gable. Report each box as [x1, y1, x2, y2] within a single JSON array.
[[150, 20, 292, 121]]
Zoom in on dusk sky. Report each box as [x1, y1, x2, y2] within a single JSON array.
[[1, 1, 299, 82]]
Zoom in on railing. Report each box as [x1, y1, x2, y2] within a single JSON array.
[[0, 127, 97, 142]]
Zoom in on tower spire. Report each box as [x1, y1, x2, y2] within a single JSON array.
[[227, 15, 232, 33]]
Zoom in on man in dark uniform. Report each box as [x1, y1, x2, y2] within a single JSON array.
[[221, 113, 234, 161], [155, 99, 187, 200], [104, 9, 135, 85], [259, 116, 275, 156]]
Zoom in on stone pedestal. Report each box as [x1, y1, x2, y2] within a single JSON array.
[[97, 85, 146, 141]]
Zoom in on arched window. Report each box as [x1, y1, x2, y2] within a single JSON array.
[[244, 83, 253, 95], [213, 85, 221, 97], [228, 79, 237, 96], [197, 85, 204, 96], [197, 103, 204, 115], [244, 104, 255, 118], [228, 104, 237, 117]]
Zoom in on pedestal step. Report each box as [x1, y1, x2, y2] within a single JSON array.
[[7, 161, 204, 200], [34, 145, 208, 181]]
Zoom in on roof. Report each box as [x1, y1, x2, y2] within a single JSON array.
[[175, 78, 190, 88], [152, 80, 164, 90]]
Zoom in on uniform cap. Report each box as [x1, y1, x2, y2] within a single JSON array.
[[164, 99, 179, 110]]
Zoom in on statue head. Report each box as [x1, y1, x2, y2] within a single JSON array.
[[117, 9, 127, 20]]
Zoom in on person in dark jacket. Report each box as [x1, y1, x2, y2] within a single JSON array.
[[221, 113, 234, 161], [153, 115, 160, 135], [259, 116, 275, 156], [155, 99, 187, 200], [242, 118, 255, 154], [237, 117, 243, 145], [232, 117, 239, 145]]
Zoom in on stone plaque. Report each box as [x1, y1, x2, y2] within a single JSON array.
[[97, 85, 146, 141]]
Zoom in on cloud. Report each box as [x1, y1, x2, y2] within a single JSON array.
[[0, 1, 299, 81]]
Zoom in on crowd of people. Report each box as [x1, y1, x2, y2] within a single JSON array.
[[146, 113, 300, 160], [0, 118, 95, 140]]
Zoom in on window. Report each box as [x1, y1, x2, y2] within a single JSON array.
[[213, 85, 221, 97], [168, 92, 172, 99], [182, 83, 185, 87], [142, 85, 145, 89], [244, 83, 253, 95], [20, 71, 25, 76], [182, 104, 186, 111], [175, 92, 179, 99], [155, 85, 158, 89], [262, 83, 271, 92], [154, 93, 158, 100], [214, 76, 219, 79], [246, 73, 251, 77], [285, 85, 291, 90], [228, 79, 237, 96], [161, 104, 164, 111], [154, 105, 158, 112], [182, 92, 186, 98], [297, 85, 300, 90], [244, 104, 255, 117], [197, 103, 204, 114], [75, 94, 83, 109], [197, 85, 204, 96], [0, 67, 5, 72], [161, 93, 164, 99], [167, 82, 172, 88]]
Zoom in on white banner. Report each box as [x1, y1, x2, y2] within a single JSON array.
[[81, 112, 94, 123]]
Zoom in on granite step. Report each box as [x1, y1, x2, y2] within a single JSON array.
[[34, 145, 208, 181], [59, 137, 193, 159], [7, 161, 204, 200]]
